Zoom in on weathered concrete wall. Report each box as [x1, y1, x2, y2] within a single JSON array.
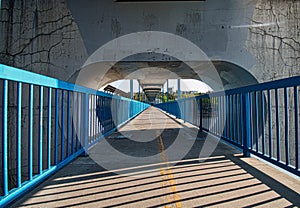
[[0, 0, 88, 81], [66, 0, 258, 86], [243, 0, 300, 167], [1, 0, 299, 84], [0, 1, 87, 190], [246, 0, 300, 81]]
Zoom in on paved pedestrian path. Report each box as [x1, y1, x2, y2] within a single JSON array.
[[13, 107, 300, 207]]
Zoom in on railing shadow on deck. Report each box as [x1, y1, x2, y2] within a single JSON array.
[[13, 154, 300, 207], [12, 107, 300, 207]]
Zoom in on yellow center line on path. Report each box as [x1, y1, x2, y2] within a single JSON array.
[[157, 130, 182, 208]]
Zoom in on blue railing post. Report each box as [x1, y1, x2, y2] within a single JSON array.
[[17, 82, 22, 188], [294, 86, 299, 170], [83, 93, 89, 156], [54, 89, 59, 164], [61, 90, 65, 161], [47, 88, 52, 169], [199, 98, 203, 132], [39, 86, 44, 174], [28, 84, 33, 180], [243, 93, 251, 157], [2, 80, 8, 196]]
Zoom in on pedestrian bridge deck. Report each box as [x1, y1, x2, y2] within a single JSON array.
[[13, 107, 300, 207]]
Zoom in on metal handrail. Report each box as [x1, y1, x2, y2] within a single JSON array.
[[0, 64, 150, 207], [156, 75, 300, 177]]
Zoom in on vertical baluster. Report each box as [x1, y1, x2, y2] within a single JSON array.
[[255, 91, 259, 152], [261, 91, 265, 155], [249, 93, 253, 149], [240, 93, 244, 146], [183, 100, 185, 122], [237, 94, 240, 144], [225, 96, 228, 138], [212, 98, 214, 133], [218, 97, 221, 136], [221, 95, 226, 137], [284, 87, 289, 165], [210, 98, 212, 133], [234, 95, 237, 142], [67, 91, 70, 157], [77, 93, 81, 150], [93, 95, 95, 143], [2, 80, 8, 195], [240, 94, 243, 144], [96, 96, 99, 140], [39, 86, 43, 174], [54, 89, 59, 164], [275, 88, 280, 161], [89, 95, 91, 144], [218, 96, 221, 135], [199, 98, 203, 132], [96, 95, 99, 140], [236, 94, 239, 143], [243, 92, 251, 157], [268, 90, 272, 158], [61, 91, 65, 160], [215, 97, 217, 133], [91, 95, 94, 143], [75, 93, 79, 152], [222, 96, 225, 138], [47, 88, 52, 169], [294, 86, 299, 170], [17, 82, 22, 187], [28, 84, 33, 180], [84, 93, 89, 154], [230, 95, 233, 140], [71, 92, 75, 154]]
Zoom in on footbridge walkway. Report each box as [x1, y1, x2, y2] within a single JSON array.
[[13, 107, 300, 207], [0, 64, 300, 207]]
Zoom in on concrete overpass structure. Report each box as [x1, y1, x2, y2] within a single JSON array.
[[0, 0, 300, 207], [1, 0, 300, 92]]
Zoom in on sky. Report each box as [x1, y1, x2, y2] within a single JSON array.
[[100, 79, 213, 93]]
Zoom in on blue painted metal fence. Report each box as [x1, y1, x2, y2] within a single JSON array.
[[156, 76, 300, 177], [0, 64, 149, 207]]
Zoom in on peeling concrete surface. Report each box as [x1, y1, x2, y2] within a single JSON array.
[[246, 0, 300, 82], [0, 0, 88, 81], [1, 0, 299, 84]]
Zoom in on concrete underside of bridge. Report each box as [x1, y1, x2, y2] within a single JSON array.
[[73, 60, 259, 101], [1, 0, 299, 92], [12, 107, 300, 207]]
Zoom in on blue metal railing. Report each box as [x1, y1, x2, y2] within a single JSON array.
[[155, 76, 300, 177], [0, 64, 149, 207]]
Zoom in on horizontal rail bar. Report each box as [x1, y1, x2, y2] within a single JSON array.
[[0, 64, 140, 102]]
